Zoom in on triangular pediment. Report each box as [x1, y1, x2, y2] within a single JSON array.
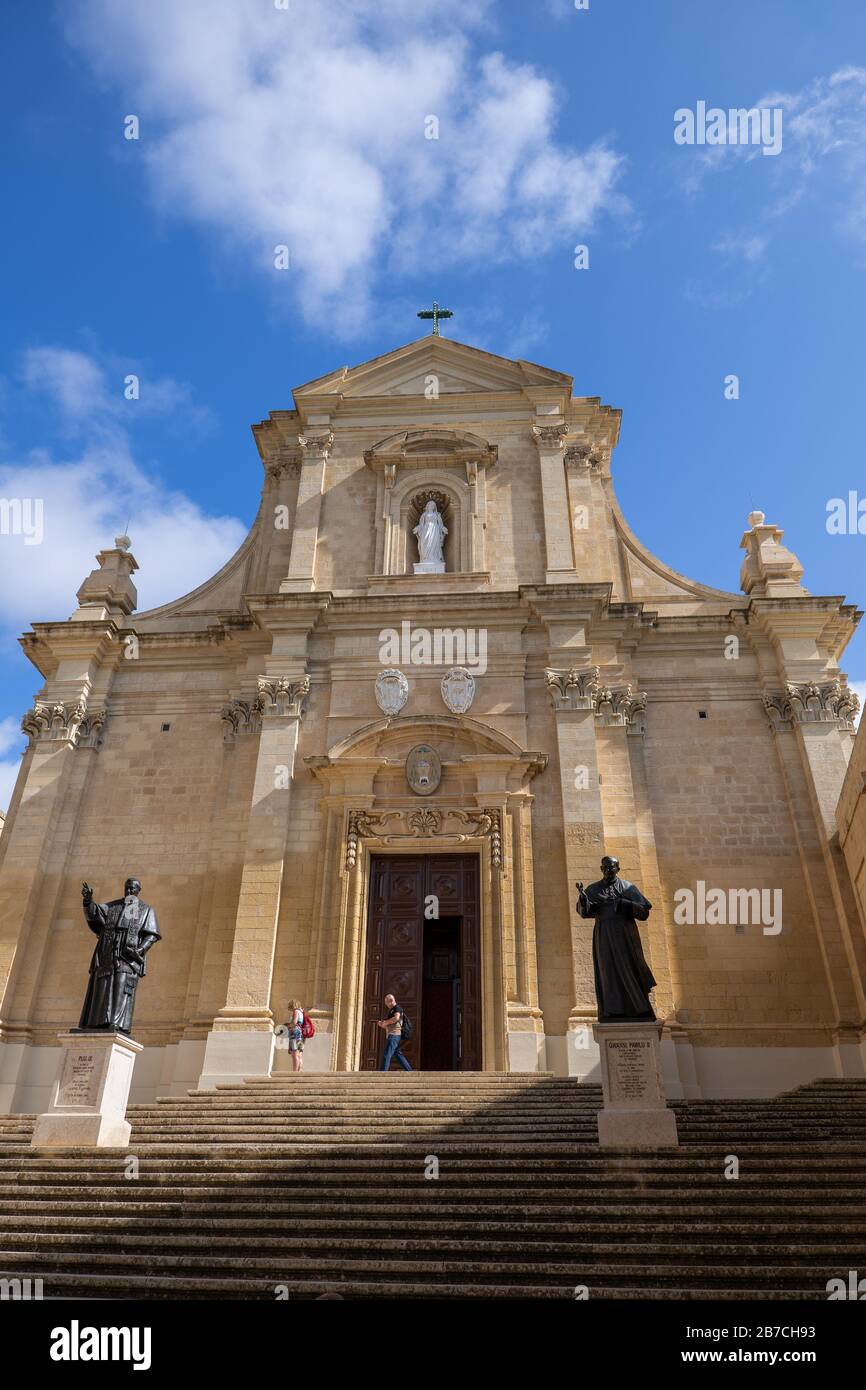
[[293, 336, 571, 404]]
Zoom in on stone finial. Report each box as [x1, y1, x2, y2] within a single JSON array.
[[72, 540, 139, 621], [739, 514, 806, 598]]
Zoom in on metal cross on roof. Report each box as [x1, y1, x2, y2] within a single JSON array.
[[417, 301, 454, 336]]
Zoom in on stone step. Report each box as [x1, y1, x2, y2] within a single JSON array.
[[6, 1189, 866, 1212], [3, 1173, 864, 1193], [1, 1073, 863, 1300], [3, 1230, 864, 1263], [6, 1149, 865, 1170], [0, 1268, 828, 1300], [0, 1248, 848, 1287], [2, 1212, 862, 1236]]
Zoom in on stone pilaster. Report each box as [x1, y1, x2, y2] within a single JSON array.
[[545, 666, 604, 1034], [592, 685, 675, 1025], [280, 428, 334, 593], [198, 675, 311, 1089], [762, 678, 866, 1038], [532, 424, 576, 583], [0, 623, 119, 1110]]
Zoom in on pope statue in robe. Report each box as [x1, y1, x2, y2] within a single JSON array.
[[576, 855, 656, 1021], [78, 878, 161, 1033]]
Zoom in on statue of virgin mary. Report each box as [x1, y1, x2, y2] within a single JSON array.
[[413, 500, 447, 572]]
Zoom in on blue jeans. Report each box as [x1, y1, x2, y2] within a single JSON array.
[[381, 1033, 412, 1071]]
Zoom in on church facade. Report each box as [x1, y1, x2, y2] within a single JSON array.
[[1, 335, 864, 1111]]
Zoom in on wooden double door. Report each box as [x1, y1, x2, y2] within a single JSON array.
[[360, 854, 481, 1070]]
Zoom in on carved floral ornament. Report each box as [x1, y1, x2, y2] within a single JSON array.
[[346, 805, 503, 871], [763, 680, 860, 733], [22, 700, 106, 750]]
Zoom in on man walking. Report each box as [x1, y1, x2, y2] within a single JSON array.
[[377, 993, 413, 1071]]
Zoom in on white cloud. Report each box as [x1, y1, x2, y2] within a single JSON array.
[[712, 232, 768, 263], [21, 346, 214, 434], [0, 716, 24, 815], [0, 348, 247, 627], [64, 0, 627, 332], [681, 69, 866, 257]]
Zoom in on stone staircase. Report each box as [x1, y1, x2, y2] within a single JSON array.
[[1, 1073, 865, 1299]]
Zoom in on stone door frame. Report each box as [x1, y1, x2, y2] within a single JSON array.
[[304, 714, 548, 1073]]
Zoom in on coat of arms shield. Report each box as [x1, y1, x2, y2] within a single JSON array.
[[375, 668, 409, 715], [441, 666, 476, 714]]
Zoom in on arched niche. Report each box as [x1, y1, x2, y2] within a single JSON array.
[[364, 429, 497, 576]]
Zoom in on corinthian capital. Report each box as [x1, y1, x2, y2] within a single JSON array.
[[564, 443, 603, 472], [221, 695, 265, 743], [21, 699, 105, 750], [783, 680, 859, 731], [532, 423, 569, 452], [256, 675, 311, 718], [594, 684, 648, 732], [545, 667, 600, 711], [298, 430, 334, 462]]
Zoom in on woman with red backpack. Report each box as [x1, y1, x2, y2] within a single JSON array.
[[286, 998, 315, 1072]]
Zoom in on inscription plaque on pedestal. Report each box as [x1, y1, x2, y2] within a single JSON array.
[[57, 1049, 102, 1108], [606, 1038, 663, 1107], [592, 1021, 678, 1148], [31, 1031, 143, 1149]]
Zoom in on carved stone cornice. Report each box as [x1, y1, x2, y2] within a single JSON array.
[[221, 696, 265, 743], [346, 805, 503, 870], [364, 430, 497, 479], [21, 700, 106, 750], [531, 423, 569, 452], [256, 675, 311, 718], [594, 684, 648, 733], [763, 680, 860, 733], [545, 667, 600, 712]]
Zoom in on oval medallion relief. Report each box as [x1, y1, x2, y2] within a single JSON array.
[[406, 743, 442, 796]]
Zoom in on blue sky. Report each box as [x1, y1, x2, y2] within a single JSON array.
[[1, 0, 865, 806]]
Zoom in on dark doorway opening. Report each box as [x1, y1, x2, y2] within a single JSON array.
[[421, 916, 461, 1071], [360, 854, 481, 1070]]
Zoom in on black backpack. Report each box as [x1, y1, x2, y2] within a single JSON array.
[[399, 1008, 413, 1041]]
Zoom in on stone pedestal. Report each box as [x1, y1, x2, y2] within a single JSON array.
[[197, 1027, 275, 1091], [31, 1031, 142, 1148], [592, 1021, 679, 1147], [413, 561, 445, 575]]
